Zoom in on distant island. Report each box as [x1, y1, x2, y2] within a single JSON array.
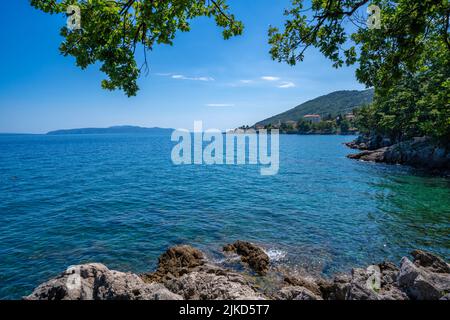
[[248, 89, 374, 135], [47, 126, 173, 135]]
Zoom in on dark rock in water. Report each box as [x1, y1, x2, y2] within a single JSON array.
[[345, 134, 392, 151], [223, 241, 270, 276], [345, 141, 367, 150], [347, 136, 450, 172], [383, 137, 450, 170], [141, 245, 205, 283], [347, 148, 387, 162], [24, 263, 182, 300]]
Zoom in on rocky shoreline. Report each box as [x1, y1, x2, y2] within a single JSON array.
[[345, 135, 450, 174], [25, 241, 450, 300]]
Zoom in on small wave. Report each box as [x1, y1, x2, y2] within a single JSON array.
[[265, 248, 287, 262], [213, 252, 241, 264]]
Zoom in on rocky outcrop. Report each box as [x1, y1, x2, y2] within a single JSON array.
[[274, 275, 324, 300], [383, 137, 450, 170], [26, 244, 450, 301], [274, 286, 323, 300], [141, 245, 263, 300], [347, 147, 388, 162], [411, 249, 450, 273], [345, 134, 391, 151], [347, 136, 450, 172], [24, 263, 182, 300], [141, 245, 205, 283], [223, 241, 270, 275]]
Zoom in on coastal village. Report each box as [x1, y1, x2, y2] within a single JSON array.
[[238, 112, 359, 135]]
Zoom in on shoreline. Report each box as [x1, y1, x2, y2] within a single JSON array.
[[25, 241, 450, 300], [345, 136, 450, 176]]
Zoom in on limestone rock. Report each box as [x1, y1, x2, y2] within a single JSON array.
[[411, 250, 450, 273], [164, 269, 264, 300], [398, 256, 450, 300], [275, 286, 322, 300], [25, 263, 182, 300], [323, 275, 351, 300], [346, 268, 381, 300], [283, 275, 322, 297]]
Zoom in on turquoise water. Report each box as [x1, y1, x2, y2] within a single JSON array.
[[0, 133, 449, 299]]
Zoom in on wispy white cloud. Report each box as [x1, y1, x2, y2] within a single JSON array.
[[261, 76, 280, 81], [155, 73, 214, 81], [171, 74, 214, 81], [278, 81, 296, 88], [239, 80, 254, 84], [206, 103, 235, 107]]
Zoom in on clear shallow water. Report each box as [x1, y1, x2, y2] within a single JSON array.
[[0, 133, 449, 299]]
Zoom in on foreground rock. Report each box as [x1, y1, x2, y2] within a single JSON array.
[[26, 244, 450, 300], [164, 269, 264, 300], [141, 245, 264, 300], [223, 241, 270, 275], [346, 136, 450, 172], [141, 245, 205, 283], [25, 263, 182, 300], [398, 251, 450, 300]]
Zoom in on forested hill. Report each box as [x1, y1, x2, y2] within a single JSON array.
[[255, 89, 374, 126]]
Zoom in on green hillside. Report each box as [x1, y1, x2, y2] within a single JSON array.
[[255, 89, 374, 126]]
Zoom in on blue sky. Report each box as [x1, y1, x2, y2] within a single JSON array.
[[0, 0, 365, 133]]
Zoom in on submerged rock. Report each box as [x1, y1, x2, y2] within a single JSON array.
[[25, 263, 182, 300], [223, 241, 270, 275]]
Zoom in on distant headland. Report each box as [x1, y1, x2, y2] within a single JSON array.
[[47, 125, 174, 135]]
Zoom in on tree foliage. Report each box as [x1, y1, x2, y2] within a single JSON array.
[[269, 0, 449, 144], [31, 0, 243, 96]]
